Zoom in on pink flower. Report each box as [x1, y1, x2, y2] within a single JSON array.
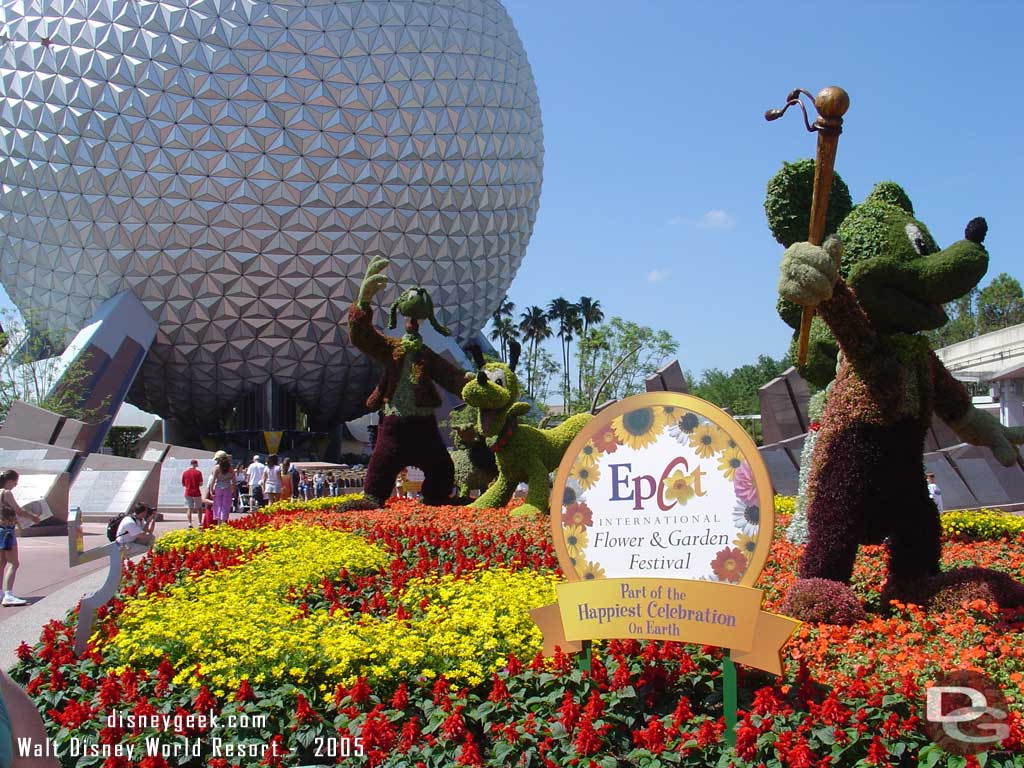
[[733, 461, 759, 506]]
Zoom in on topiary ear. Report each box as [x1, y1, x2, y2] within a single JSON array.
[[866, 181, 913, 214], [509, 402, 531, 417], [765, 159, 853, 247], [423, 294, 451, 337]]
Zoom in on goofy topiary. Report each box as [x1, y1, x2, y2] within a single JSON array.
[[348, 256, 471, 506], [778, 189, 1024, 612], [462, 345, 590, 516]]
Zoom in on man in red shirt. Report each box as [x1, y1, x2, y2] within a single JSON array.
[[181, 459, 203, 529]]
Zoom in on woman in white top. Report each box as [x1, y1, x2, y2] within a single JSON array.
[[263, 453, 283, 505]]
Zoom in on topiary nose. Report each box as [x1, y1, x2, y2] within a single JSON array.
[[476, 370, 487, 386]]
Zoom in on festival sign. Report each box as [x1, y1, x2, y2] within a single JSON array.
[[531, 392, 800, 675]]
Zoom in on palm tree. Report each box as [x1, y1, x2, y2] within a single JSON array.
[[547, 298, 581, 413], [576, 297, 604, 394], [488, 296, 516, 361], [518, 306, 551, 398], [489, 316, 519, 363]]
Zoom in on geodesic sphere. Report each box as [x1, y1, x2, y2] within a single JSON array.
[[0, 0, 543, 428]]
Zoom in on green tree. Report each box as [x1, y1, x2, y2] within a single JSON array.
[[518, 305, 551, 398], [575, 317, 678, 411], [927, 288, 978, 348], [0, 310, 110, 423], [104, 426, 146, 457], [530, 348, 563, 411], [976, 273, 1024, 334], [576, 296, 604, 395], [546, 298, 581, 413], [488, 316, 519, 363], [691, 354, 791, 444], [488, 296, 517, 362]]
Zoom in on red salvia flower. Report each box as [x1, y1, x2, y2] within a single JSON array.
[[488, 673, 509, 702], [456, 733, 483, 766], [391, 682, 409, 709], [349, 676, 372, 704], [558, 691, 580, 732], [235, 679, 256, 702]]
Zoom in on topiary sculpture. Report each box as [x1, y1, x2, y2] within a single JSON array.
[[777, 182, 1024, 609], [461, 344, 590, 517], [348, 256, 471, 506]]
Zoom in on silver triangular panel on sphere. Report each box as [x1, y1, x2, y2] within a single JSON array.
[[0, 0, 543, 431]]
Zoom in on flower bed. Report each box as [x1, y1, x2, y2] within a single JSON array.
[[10, 498, 1024, 767]]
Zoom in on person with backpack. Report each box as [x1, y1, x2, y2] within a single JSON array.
[[113, 502, 156, 554]]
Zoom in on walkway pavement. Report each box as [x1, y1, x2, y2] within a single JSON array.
[[0, 509, 220, 671]]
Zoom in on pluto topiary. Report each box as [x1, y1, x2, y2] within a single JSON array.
[[461, 345, 589, 517]]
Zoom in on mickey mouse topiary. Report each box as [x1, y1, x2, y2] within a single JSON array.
[[774, 166, 1024, 612]]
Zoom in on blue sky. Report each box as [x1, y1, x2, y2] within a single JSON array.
[[2, 1, 1021, 379], [497, 0, 1024, 375]]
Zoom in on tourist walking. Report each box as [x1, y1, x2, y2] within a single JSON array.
[[181, 459, 203, 528], [234, 462, 248, 512], [926, 471, 944, 513], [0, 469, 43, 607], [287, 460, 301, 499], [208, 451, 236, 524], [263, 454, 283, 505], [280, 458, 294, 500], [247, 455, 267, 509]]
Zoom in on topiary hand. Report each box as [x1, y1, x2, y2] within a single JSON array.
[[358, 256, 390, 307], [950, 407, 1024, 467], [778, 236, 843, 307]]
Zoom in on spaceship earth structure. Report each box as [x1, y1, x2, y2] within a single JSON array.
[[0, 0, 543, 429]]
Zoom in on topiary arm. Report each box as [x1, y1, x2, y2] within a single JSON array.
[[348, 304, 398, 363], [930, 349, 972, 427], [426, 350, 472, 396], [938, 350, 1024, 467], [815, 278, 887, 379]]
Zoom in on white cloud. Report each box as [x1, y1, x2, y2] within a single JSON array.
[[647, 269, 669, 283], [665, 215, 688, 227], [698, 209, 736, 230]]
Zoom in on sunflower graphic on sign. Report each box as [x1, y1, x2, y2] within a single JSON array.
[[549, 393, 773, 587]]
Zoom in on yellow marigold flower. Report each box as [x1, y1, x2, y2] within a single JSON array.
[[562, 525, 589, 558], [717, 447, 744, 480], [690, 424, 727, 458]]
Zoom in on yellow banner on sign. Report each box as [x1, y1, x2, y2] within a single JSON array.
[[530, 577, 799, 675], [264, 431, 283, 455]]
